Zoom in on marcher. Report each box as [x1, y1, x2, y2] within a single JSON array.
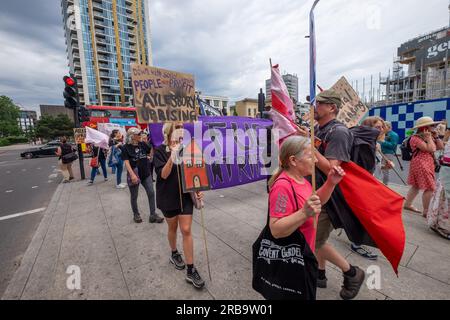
[[154, 123, 205, 289], [141, 132, 156, 182], [312, 90, 365, 300], [109, 130, 126, 189], [56, 137, 75, 183], [268, 135, 346, 273], [427, 140, 450, 240], [379, 121, 399, 186], [404, 117, 444, 217], [88, 145, 108, 185], [122, 127, 164, 224], [344, 116, 391, 261]]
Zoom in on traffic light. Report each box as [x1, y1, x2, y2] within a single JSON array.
[[78, 106, 90, 123], [63, 75, 79, 110]]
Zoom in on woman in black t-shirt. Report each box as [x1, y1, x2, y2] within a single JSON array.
[[154, 123, 205, 289], [121, 127, 164, 224]]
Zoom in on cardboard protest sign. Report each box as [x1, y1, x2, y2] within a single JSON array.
[[331, 76, 369, 128], [131, 64, 197, 124], [73, 128, 86, 145], [181, 138, 211, 193]]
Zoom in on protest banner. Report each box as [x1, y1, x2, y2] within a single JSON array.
[[131, 64, 197, 124], [149, 116, 273, 190], [331, 76, 369, 128], [73, 128, 86, 145]]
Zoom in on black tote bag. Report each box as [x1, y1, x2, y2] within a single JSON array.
[[252, 178, 318, 300]]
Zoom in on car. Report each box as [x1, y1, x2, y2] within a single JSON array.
[[20, 141, 73, 159]]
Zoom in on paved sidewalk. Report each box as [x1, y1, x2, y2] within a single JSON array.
[[2, 172, 450, 300]]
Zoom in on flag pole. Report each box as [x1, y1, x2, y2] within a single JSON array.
[[309, 0, 320, 230]]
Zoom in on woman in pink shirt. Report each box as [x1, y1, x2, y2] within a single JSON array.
[[268, 135, 346, 253]]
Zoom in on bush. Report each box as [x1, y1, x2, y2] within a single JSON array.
[[0, 136, 29, 146]]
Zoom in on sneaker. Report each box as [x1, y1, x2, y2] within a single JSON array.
[[69, 177, 75, 181], [170, 252, 186, 270], [340, 266, 365, 300], [133, 214, 143, 223], [116, 184, 126, 189], [186, 268, 205, 289], [87, 180, 94, 186], [351, 243, 378, 260], [317, 277, 327, 289], [63, 180, 70, 184], [104, 178, 108, 182], [149, 214, 164, 223]]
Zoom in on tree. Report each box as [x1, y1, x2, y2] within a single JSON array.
[[0, 96, 21, 137], [35, 114, 75, 140]]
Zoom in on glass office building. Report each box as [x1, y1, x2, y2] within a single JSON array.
[[61, 0, 152, 106]]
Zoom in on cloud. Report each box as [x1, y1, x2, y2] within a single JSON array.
[[0, 0, 448, 113]]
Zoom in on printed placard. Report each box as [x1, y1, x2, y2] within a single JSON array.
[[73, 128, 86, 145]]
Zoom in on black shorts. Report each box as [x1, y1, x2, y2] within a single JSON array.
[[162, 198, 194, 218]]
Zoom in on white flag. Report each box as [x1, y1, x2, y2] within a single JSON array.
[[85, 127, 109, 149]]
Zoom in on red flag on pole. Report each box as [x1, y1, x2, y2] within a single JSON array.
[[271, 64, 295, 121], [339, 162, 405, 275]]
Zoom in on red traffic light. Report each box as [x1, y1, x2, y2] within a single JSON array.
[[64, 76, 76, 87]]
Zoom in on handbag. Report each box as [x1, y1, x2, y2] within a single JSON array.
[[90, 157, 99, 168], [62, 151, 78, 164], [252, 178, 318, 300]]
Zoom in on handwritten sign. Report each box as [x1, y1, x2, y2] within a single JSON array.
[[131, 64, 197, 123], [73, 128, 86, 144], [331, 76, 369, 128]]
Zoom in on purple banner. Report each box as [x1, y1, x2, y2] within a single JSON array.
[[149, 116, 274, 190]]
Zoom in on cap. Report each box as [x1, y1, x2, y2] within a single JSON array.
[[127, 127, 141, 136], [315, 90, 342, 109]]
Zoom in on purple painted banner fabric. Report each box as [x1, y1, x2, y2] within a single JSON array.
[[148, 116, 273, 190]]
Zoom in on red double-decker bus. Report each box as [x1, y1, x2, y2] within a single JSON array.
[[82, 105, 147, 130]]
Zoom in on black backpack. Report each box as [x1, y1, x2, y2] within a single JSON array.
[[400, 136, 417, 161], [322, 123, 380, 174]]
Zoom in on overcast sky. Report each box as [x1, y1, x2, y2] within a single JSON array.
[[0, 0, 448, 113]]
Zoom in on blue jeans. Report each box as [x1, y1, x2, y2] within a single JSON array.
[[115, 159, 124, 185], [90, 158, 107, 182]]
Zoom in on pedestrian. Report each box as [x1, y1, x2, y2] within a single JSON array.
[[427, 140, 450, 240], [109, 130, 126, 189], [87, 145, 108, 185], [404, 117, 444, 217], [378, 121, 399, 186], [346, 116, 390, 261], [267, 136, 346, 300], [154, 122, 205, 289], [312, 90, 365, 300], [122, 127, 164, 224], [56, 136, 76, 183]]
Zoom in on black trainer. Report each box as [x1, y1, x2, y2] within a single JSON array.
[[340, 266, 365, 300], [133, 214, 143, 223], [149, 214, 164, 223], [170, 252, 186, 270], [186, 268, 205, 289]]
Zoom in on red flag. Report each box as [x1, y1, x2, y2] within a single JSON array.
[[271, 64, 295, 121], [339, 162, 405, 275]]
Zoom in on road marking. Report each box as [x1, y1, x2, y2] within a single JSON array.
[[5, 190, 13, 193], [32, 186, 38, 189], [0, 207, 46, 222], [49, 173, 58, 179]]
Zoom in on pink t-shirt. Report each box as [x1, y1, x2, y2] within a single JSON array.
[[269, 171, 317, 252]]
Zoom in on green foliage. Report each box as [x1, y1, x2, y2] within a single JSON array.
[[35, 114, 75, 140], [0, 136, 28, 146], [0, 95, 21, 137]]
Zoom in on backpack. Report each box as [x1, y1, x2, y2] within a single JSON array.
[[322, 123, 380, 174], [400, 136, 418, 161]]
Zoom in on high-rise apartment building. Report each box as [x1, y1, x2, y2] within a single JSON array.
[[61, 0, 152, 106]]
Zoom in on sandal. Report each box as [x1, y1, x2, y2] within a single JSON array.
[[403, 206, 422, 213]]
